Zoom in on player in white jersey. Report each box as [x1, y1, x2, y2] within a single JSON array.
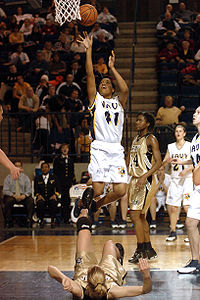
[[72, 32, 128, 219], [163, 125, 193, 242], [172, 108, 200, 274]]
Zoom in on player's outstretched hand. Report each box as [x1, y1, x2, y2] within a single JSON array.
[[77, 31, 93, 49], [62, 277, 73, 292], [171, 158, 183, 165], [138, 258, 151, 278], [10, 166, 22, 179], [108, 50, 115, 69]]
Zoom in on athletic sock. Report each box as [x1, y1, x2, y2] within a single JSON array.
[[91, 200, 98, 213], [137, 242, 144, 251], [144, 242, 152, 250]]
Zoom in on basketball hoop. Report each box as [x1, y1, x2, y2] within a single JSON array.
[[54, 0, 81, 26]]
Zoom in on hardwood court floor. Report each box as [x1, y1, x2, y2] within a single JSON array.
[[0, 234, 192, 271], [0, 226, 200, 300]]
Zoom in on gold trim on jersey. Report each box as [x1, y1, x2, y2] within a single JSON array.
[[88, 92, 97, 111]]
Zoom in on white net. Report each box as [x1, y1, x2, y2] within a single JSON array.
[[54, 0, 81, 26]]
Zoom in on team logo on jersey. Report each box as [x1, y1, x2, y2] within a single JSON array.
[[184, 193, 190, 200], [118, 167, 125, 177], [76, 257, 83, 265]]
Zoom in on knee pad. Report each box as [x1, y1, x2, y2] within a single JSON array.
[[77, 217, 91, 233]]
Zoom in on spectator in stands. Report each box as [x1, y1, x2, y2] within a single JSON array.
[[77, 128, 91, 162], [160, 4, 175, 20], [156, 95, 185, 125], [28, 24, 42, 46], [97, 6, 118, 34], [18, 86, 39, 132], [193, 14, 200, 51], [48, 95, 74, 151], [177, 40, 195, 69], [67, 88, 84, 128], [56, 28, 73, 52], [35, 74, 49, 105], [149, 166, 170, 229], [0, 7, 7, 19], [0, 64, 18, 107], [34, 162, 60, 228], [42, 41, 53, 63], [69, 60, 85, 86], [56, 73, 81, 97], [6, 15, 18, 32], [173, 2, 193, 24], [195, 48, 200, 61], [33, 110, 50, 160], [41, 19, 57, 36], [14, 6, 32, 25], [96, 57, 108, 74], [156, 12, 180, 37], [46, 10, 56, 24], [49, 52, 66, 77], [33, 13, 46, 29], [9, 25, 24, 45], [89, 22, 113, 41], [157, 42, 179, 69], [28, 50, 49, 86], [53, 143, 75, 223], [180, 29, 194, 50], [19, 18, 33, 38], [10, 75, 31, 112], [92, 32, 114, 60], [3, 160, 34, 228], [88, 0, 102, 13], [40, 84, 56, 110], [0, 25, 8, 63], [9, 44, 30, 72]]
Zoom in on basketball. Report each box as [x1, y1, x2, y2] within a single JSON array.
[[79, 4, 98, 26]]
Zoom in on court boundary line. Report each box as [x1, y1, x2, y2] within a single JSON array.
[[0, 236, 17, 245]]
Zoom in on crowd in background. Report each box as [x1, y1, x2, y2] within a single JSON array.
[[0, 0, 118, 161]]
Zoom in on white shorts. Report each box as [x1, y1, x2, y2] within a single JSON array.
[[166, 176, 193, 207], [88, 140, 127, 183], [187, 186, 200, 221]]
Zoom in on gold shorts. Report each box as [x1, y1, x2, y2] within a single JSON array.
[[129, 176, 157, 213], [73, 251, 126, 290]]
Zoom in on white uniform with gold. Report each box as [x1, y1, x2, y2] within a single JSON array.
[[88, 92, 127, 183], [166, 141, 193, 207], [187, 133, 200, 220]]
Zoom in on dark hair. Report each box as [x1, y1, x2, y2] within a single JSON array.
[[137, 112, 155, 131], [99, 76, 115, 91], [0, 100, 3, 107], [41, 162, 49, 168]]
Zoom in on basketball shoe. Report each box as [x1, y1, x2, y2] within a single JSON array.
[[166, 231, 177, 241], [115, 243, 125, 265], [177, 260, 200, 274], [71, 187, 94, 223], [128, 250, 147, 264]]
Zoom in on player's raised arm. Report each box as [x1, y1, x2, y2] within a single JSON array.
[[108, 50, 128, 109], [108, 259, 152, 298], [78, 32, 96, 106], [48, 266, 82, 298]]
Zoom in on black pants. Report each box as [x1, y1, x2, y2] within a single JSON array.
[[37, 198, 58, 220], [4, 195, 34, 223], [60, 185, 71, 223]]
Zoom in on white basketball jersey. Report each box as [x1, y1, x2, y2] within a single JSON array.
[[89, 92, 124, 143], [191, 133, 200, 168], [168, 141, 192, 178]]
